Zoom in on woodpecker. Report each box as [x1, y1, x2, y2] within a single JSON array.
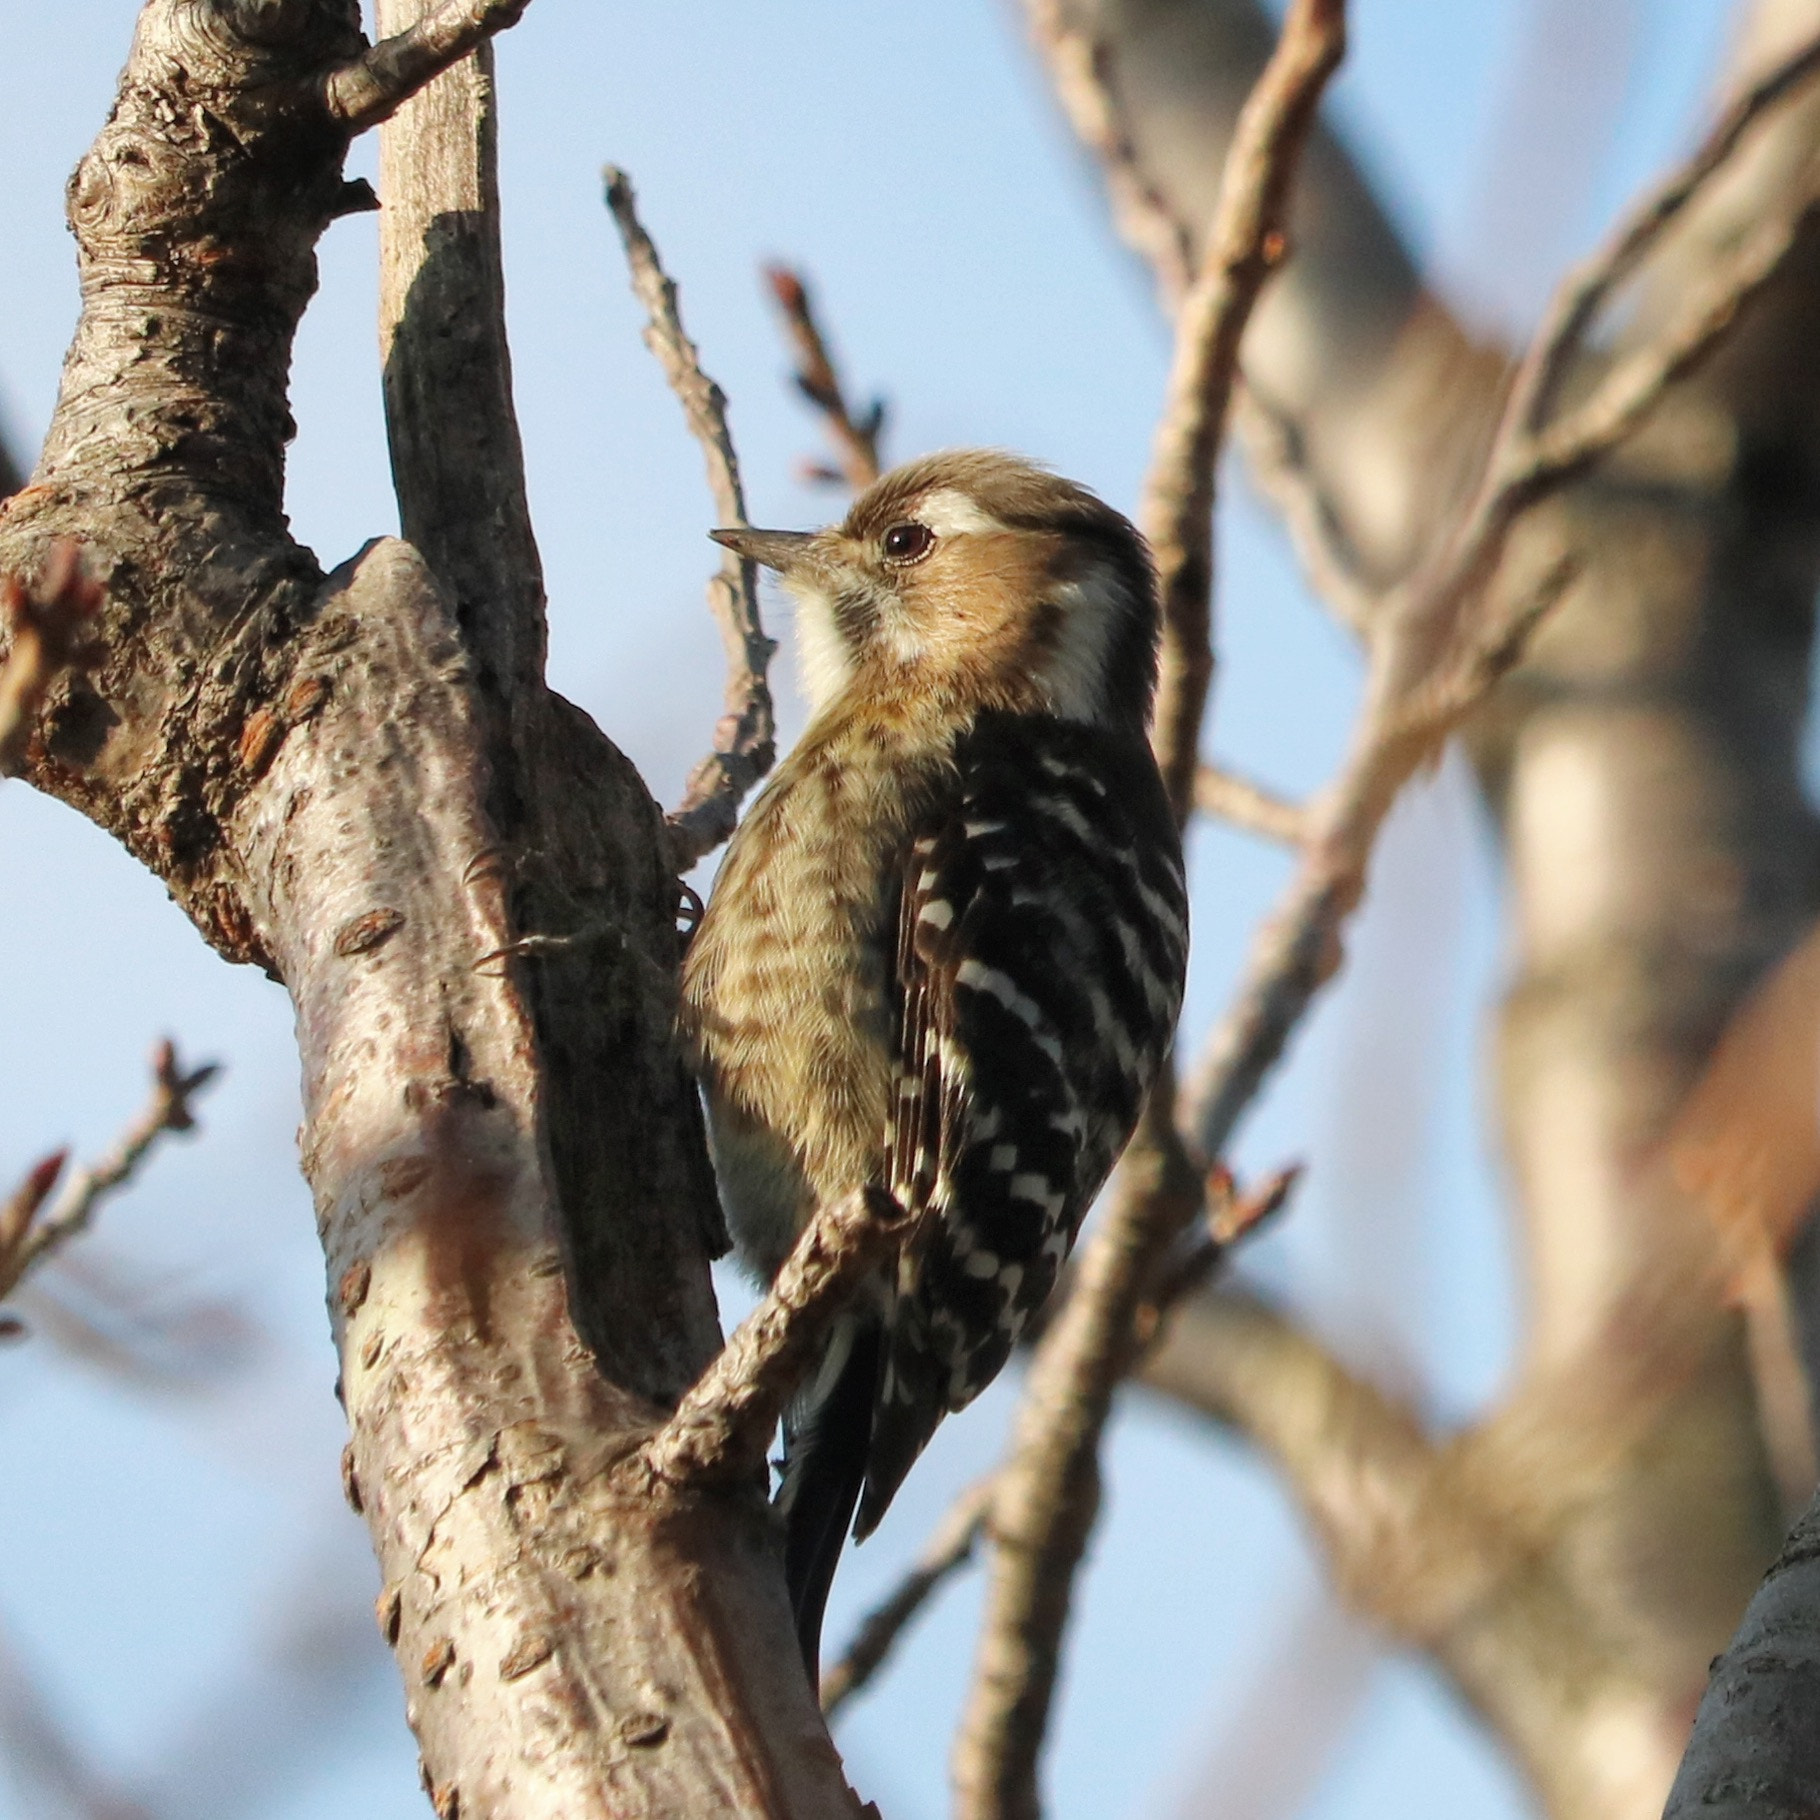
[[681, 450, 1188, 1676]]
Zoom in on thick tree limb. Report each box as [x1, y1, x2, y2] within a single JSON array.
[[605, 168, 777, 871], [0, 2, 863, 1812], [1667, 1487, 1820, 1817]]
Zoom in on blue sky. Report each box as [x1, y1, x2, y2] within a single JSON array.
[[0, 3, 1747, 1816]]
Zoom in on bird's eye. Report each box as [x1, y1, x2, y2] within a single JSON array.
[[882, 522, 935, 564]]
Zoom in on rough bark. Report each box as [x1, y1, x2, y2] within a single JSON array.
[[1667, 1485, 1820, 1817], [0, 3, 860, 1812]]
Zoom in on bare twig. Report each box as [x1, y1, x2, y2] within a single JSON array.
[[1233, 387, 1378, 630], [1193, 765, 1308, 845], [642, 1187, 910, 1487], [605, 168, 778, 872], [818, 1167, 1294, 1721], [1139, 1162, 1301, 1346], [821, 1477, 995, 1719], [1020, 0, 1196, 310], [1510, 24, 1820, 444], [0, 541, 102, 775], [322, 0, 534, 132], [0, 1040, 218, 1306], [764, 266, 886, 492], [958, 12, 1820, 1816], [1139, 0, 1345, 824]]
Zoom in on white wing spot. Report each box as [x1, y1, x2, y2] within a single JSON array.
[[1011, 1173, 1067, 1218], [919, 898, 955, 931]]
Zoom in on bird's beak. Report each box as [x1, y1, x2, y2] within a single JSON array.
[[709, 526, 817, 575]]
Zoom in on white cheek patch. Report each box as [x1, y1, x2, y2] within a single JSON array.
[[783, 573, 855, 712], [1039, 564, 1127, 724], [914, 489, 1006, 540]]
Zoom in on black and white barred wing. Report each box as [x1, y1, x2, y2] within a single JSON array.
[[858, 716, 1188, 1534]]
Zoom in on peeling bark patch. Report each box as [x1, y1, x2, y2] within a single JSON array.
[[238, 706, 284, 778], [498, 1632, 554, 1681], [284, 674, 331, 722], [620, 1711, 669, 1749], [422, 1638, 456, 1688], [335, 907, 407, 957], [340, 1443, 363, 1514], [377, 1585, 402, 1647], [431, 1784, 460, 1820], [337, 1258, 371, 1316], [360, 1327, 384, 1369]]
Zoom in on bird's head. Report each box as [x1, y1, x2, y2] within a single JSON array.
[[711, 450, 1159, 732]]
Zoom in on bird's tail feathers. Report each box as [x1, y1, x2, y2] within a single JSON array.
[[778, 1310, 883, 1686]]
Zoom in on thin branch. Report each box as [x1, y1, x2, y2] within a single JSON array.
[[821, 1477, 995, 1720], [642, 1187, 909, 1488], [1139, 0, 1346, 824], [1193, 765, 1308, 845], [322, 0, 534, 133], [0, 1040, 218, 1305], [1233, 386, 1377, 631], [1510, 22, 1820, 441], [605, 168, 778, 873], [0, 541, 102, 776], [953, 7, 1346, 1812], [763, 266, 885, 492], [1137, 1162, 1301, 1347], [1020, 0, 1196, 310]]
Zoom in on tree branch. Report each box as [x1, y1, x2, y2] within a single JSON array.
[[1667, 1485, 1820, 1817], [0, 2, 863, 1811], [323, 0, 535, 132], [644, 1187, 909, 1487], [605, 168, 778, 871], [0, 1040, 218, 1306], [763, 266, 886, 493], [1193, 765, 1307, 845]]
